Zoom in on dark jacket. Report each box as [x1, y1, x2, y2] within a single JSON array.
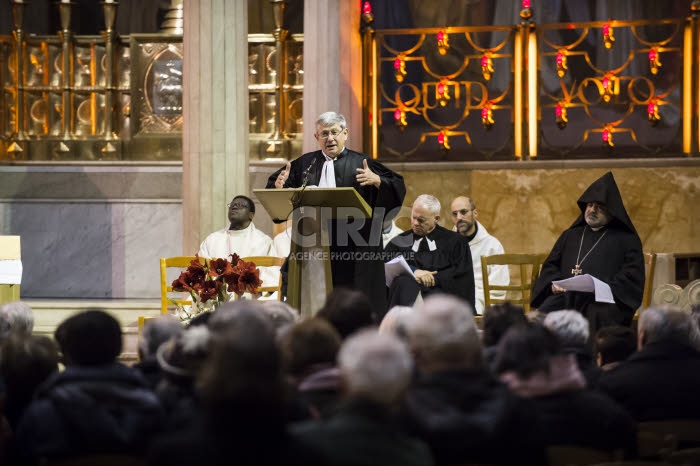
[[401, 368, 539, 466], [292, 398, 434, 466], [598, 341, 700, 421], [14, 364, 164, 465]]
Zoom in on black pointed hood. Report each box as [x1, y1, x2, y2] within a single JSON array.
[[570, 171, 637, 235]]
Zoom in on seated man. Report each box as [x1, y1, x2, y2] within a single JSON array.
[[385, 194, 475, 310], [14, 310, 164, 463], [598, 306, 700, 421], [531, 172, 645, 331], [450, 196, 509, 315], [198, 194, 278, 290]]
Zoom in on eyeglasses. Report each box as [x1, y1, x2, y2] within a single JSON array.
[[316, 128, 345, 140], [227, 202, 250, 210]]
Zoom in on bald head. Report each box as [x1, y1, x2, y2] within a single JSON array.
[[450, 196, 477, 237]]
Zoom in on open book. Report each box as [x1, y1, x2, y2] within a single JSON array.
[[552, 274, 615, 304], [384, 255, 414, 287]]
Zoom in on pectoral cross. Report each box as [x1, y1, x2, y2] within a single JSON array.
[[571, 264, 582, 276]]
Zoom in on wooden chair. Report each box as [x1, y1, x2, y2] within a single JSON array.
[[160, 256, 202, 315], [546, 445, 622, 466], [642, 252, 657, 309], [481, 253, 548, 313], [239, 255, 285, 300], [639, 420, 700, 450]]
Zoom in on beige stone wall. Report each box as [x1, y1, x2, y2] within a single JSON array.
[[395, 165, 700, 257]]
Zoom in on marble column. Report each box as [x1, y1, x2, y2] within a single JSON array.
[[302, 0, 364, 152], [182, 0, 249, 253]]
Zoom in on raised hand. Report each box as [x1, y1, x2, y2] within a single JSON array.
[[275, 162, 292, 189], [355, 159, 381, 187]]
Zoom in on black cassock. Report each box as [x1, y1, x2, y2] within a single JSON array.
[[531, 172, 645, 330], [266, 148, 406, 317], [385, 225, 476, 311]]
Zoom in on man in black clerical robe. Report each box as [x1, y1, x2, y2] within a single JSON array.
[[531, 172, 645, 331], [385, 194, 475, 311], [266, 111, 406, 317]]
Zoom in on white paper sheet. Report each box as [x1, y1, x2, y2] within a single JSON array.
[[552, 274, 615, 304], [384, 255, 414, 287], [0, 259, 22, 285]]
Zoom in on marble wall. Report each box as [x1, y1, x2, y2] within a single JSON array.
[[1, 160, 698, 300], [0, 165, 182, 299]]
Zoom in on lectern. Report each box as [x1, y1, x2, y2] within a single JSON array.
[[0, 236, 22, 305], [254, 187, 372, 317]]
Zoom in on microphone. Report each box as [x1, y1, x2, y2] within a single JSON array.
[[293, 158, 317, 210]]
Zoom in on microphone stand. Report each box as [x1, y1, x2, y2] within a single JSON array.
[[291, 159, 316, 213]]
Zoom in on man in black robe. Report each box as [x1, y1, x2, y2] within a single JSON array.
[[531, 172, 645, 331], [266, 111, 406, 317], [385, 194, 475, 311]]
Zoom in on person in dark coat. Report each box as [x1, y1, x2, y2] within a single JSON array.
[[291, 329, 434, 466], [13, 310, 164, 465], [385, 195, 475, 310], [494, 323, 637, 458], [267, 111, 406, 317], [598, 305, 700, 421], [531, 171, 645, 331], [400, 295, 538, 466]]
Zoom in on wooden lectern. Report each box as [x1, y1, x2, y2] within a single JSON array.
[[0, 236, 22, 305], [254, 187, 372, 317]]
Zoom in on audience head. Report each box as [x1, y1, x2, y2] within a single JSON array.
[[403, 294, 481, 372], [493, 324, 561, 378], [411, 194, 441, 237], [378, 305, 415, 338], [138, 315, 183, 360], [338, 329, 413, 406], [593, 325, 637, 368], [0, 301, 34, 340], [543, 310, 590, 348], [316, 287, 376, 339], [228, 194, 255, 229], [55, 310, 122, 366], [157, 325, 211, 382], [197, 303, 284, 426], [482, 303, 528, 347], [260, 300, 299, 333], [637, 305, 694, 349], [0, 334, 59, 397], [280, 318, 342, 380]]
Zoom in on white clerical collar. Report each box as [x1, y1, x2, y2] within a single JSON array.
[[321, 151, 336, 161], [411, 236, 437, 252]]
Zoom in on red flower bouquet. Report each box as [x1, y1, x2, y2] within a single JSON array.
[[171, 254, 262, 321]]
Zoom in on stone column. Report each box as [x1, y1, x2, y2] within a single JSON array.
[[182, 1, 249, 253], [302, 0, 363, 152]]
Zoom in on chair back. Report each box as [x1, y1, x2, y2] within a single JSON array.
[[240, 255, 285, 300], [546, 445, 622, 466], [642, 252, 657, 310], [481, 253, 548, 313], [160, 256, 203, 314]]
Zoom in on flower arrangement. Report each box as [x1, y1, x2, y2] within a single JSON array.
[[170, 254, 262, 321]]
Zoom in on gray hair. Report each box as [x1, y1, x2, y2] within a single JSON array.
[[0, 301, 34, 340], [139, 315, 183, 359], [403, 294, 481, 369], [378, 305, 414, 337], [638, 305, 694, 347], [414, 194, 441, 216], [260, 300, 299, 331], [543, 310, 590, 347], [338, 328, 413, 405], [315, 111, 347, 130]]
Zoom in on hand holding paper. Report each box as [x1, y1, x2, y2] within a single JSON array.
[[552, 274, 615, 304]]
